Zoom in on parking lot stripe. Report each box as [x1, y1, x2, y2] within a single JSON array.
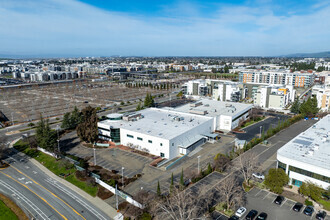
[[280, 198, 287, 207], [263, 192, 270, 200], [254, 188, 262, 197]]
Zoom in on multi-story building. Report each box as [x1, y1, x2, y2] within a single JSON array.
[[239, 70, 315, 88], [277, 115, 330, 189], [312, 85, 330, 111], [253, 85, 295, 110], [182, 79, 244, 102]]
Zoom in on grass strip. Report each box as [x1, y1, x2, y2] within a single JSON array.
[[0, 193, 28, 220]]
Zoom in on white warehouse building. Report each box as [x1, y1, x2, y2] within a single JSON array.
[[169, 99, 253, 131], [277, 115, 330, 189], [98, 108, 214, 160]]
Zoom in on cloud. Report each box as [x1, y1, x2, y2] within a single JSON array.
[[0, 0, 330, 57]]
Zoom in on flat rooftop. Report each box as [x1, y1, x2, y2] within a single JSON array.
[[277, 115, 330, 171], [166, 99, 252, 118], [99, 108, 212, 140]]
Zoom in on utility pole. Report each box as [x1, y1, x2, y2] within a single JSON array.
[[122, 167, 124, 189], [260, 125, 263, 138]]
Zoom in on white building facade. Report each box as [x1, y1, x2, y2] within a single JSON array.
[[277, 115, 330, 189]]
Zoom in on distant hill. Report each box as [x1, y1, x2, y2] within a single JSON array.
[[284, 51, 330, 58]]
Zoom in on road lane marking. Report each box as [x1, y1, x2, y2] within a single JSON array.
[[45, 178, 107, 220], [0, 171, 67, 220], [0, 180, 49, 220], [280, 198, 287, 207], [10, 165, 87, 220]]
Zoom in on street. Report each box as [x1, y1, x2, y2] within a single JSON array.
[[1, 151, 111, 220]]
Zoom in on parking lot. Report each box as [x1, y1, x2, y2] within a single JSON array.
[[62, 132, 153, 178], [235, 114, 289, 142], [241, 187, 328, 220]]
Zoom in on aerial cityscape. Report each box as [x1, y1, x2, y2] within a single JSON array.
[[0, 0, 330, 220]]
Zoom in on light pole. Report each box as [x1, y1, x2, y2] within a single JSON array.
[[11, 112, 14, 125], [259, 126, 262, 138], [56, 125, 60, 152], [93, 148, 96, 165], [197, 155, 201, 174], [122, 167, 124, 189]]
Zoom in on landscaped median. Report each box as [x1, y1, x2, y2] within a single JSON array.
[[0, 193, 28, 220]]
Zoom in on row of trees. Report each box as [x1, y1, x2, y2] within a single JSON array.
[[291, 97, 319, 117], [34, 105, 98, 153], [125, 82, 180, 90]]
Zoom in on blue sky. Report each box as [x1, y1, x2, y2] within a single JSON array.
[[0, 0, 330, 57]]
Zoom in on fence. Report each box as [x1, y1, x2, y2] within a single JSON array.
[[95, 178, 144, 209], [165, 154, 188, 170]]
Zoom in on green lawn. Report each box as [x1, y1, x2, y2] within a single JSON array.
[[318, 199, 330, 211], [14, 140, 98, 197], [0, 200, 18, 220]]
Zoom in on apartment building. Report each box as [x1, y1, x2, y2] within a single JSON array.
[[239, 70, 315, 88], [312, 85, 330, 111], [253, 84, 295, 110]]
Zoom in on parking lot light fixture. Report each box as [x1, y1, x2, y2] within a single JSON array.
[[259, 126, 262, 138]]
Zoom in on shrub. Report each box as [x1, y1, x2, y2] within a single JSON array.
[[305, 199, 313, 206]]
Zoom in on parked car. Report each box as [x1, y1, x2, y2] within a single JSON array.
[[235, 207, 247, 217], [292, 202, 303, 212], [229, 216, 239, 220], [256, 212, 267, 220], [252, 173, 265, 180], [245, 210, 258, 220], [316, 210, 327, 220], [274, 195, 284, 205], [303, 206, 314, 216]]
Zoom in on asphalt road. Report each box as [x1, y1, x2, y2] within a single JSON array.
[[1, 151, 110, 220]]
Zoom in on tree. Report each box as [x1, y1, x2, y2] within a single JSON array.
[[214, 153, 231, 172], [152, 188, 211, 220], [180, 168, 184, 188], [0, 136, 8, 166], [207, 163, 213, 175], [290, 99, 300, 114], [76, 106, 98, 143], [176, 91, 183, 99], [144, 93, 155, 108], [264, 168, 289, 194], [136, 102, 143, 111], [36, 115, 57, 152], [237, 152, 259, 186], [170, 173, 174, 193], [299, 181, 323, 201], [157, 181, 161, 197], [61, 112, 71, 130], [61, 107, 81, 130], [216, 175, 244, 210], [299, 97, 319, 117]]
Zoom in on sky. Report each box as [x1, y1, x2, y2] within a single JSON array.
[[1, 0, 330, 57]]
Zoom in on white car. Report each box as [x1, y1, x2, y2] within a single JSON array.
[[235, 207, 247, 217], [252, 172, 265, 180]]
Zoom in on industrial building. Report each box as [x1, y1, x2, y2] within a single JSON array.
[[98, 108, 215, 160], [277, 115, 330, 189], [167, 99, 253, 131]]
